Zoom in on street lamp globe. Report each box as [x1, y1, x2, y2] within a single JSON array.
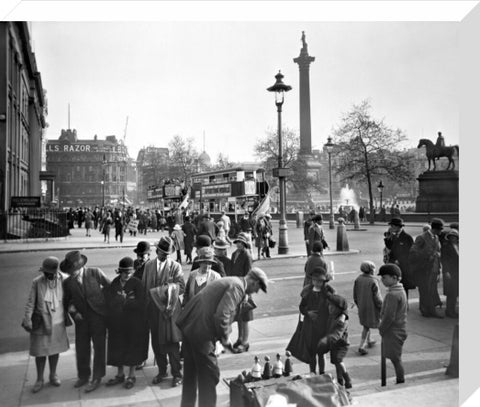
[[267, 71, 292, 106], [267, 71, 292, 254]]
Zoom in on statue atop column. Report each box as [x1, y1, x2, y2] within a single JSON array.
[[301, 31, 308, 51]]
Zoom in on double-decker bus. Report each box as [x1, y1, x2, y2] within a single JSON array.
[[190, 167, 269, 218]]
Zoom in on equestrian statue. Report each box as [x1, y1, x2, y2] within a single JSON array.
[[417, 132, 459, 171]]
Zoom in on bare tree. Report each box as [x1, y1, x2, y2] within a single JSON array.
[[254, 127, 300, 188], [168, 135, 200, 183], [332, 100, 414, 223], [211, 152, 236, 170]]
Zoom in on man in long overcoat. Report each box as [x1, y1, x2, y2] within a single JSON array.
[[62, 250, 110, 392], [384, 217, 414, 299], [409, 218, 444, 318], [142, 236, 185, 387]]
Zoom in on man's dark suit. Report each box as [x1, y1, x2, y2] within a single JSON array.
[[63, 267, 110, 381]]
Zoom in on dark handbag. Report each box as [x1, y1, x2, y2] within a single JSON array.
[[268, 237, 276, 249], [286, 315, 311, 364], [31, 311, 43, 331]]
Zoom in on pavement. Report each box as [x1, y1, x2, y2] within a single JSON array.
[[0, 221, 459, 407]]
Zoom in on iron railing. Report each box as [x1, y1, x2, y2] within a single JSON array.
[[0, 209, 69, 241]]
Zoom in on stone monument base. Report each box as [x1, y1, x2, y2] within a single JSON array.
[[415, 170, 458, 213]]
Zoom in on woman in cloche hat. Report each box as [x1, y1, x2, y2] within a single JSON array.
[[104, 257, 147, 390], [21, 257, 70, 393]]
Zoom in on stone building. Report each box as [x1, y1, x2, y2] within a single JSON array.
[[0, 22, 47, 211], [46, 131, 130, 208]]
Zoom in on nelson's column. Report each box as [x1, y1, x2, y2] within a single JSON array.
[[293, 31, 322, 205]]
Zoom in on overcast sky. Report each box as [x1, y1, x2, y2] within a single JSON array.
[[30, 20, 460, 162]]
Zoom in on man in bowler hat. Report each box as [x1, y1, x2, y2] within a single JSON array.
[[384, 217, 414, 299], [142, 236, 185, 387], [62, 250, 110, 392]]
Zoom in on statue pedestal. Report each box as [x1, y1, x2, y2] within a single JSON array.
[[415, 170, 458, 212]]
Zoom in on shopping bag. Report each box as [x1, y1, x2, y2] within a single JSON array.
[[268, 237, 276, 248], [286, 315, 311, 364]]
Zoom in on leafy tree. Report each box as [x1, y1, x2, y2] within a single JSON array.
[[167, 135, 200, 183], [332, 100, 414, 223]]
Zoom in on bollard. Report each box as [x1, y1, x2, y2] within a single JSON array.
[[353, 208, 361, 230], [445, 323, 459, 378], [336, 217, 350, 251], [296, 211, 304, 228]]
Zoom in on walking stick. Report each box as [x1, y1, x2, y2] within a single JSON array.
[[381, 340, 386, 386]]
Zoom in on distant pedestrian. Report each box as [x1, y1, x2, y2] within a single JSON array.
[[220, 210, 231, 238], [21, 257, 70, 393], [308, 214, 328, 254], [378, 264, 408, 384], [353, 261, 383, 355], [171, 224, 186, 264], [102, 212, 113, 243], [303, 210, 315, 256], [182, 216, 197, 264], [114, 211, 124, 243], [84, 208, 93, 237]]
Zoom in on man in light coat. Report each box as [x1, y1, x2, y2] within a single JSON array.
[[142, 236, 185, 387], [176, 267, 269, 407]]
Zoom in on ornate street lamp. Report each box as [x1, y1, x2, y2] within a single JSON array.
[[102, 154, 107, 208], [325, 137, 335, 229], [267, 71, 292, 254], [377, 180, 385, 214]]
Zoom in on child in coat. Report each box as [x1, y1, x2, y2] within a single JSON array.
[[317, 293, 352, 389], [378, 264, 408, 384], [353, 261, 383, 355]]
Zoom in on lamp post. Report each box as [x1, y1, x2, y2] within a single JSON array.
[[377, 180, 384, 221], [267, 71, 292, 255], [325, 136, 335, 229], [102, 154, 107, 208]]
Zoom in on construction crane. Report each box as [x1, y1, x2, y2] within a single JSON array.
[[123, 116, 129, 142]]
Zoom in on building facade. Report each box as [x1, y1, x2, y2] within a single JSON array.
[[0, 22, 47, 211], [46, 130, 130, 208]]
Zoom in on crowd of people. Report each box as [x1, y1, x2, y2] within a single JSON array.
[[21, 209, 458, 406]]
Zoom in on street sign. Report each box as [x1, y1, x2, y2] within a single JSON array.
[[272, 167, 292, 178], [11, 196, 41, 208]]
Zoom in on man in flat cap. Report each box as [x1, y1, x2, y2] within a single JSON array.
[[177, 267, 269, 407], [62, 250, 110, 392], [409, 218, 444, 318]]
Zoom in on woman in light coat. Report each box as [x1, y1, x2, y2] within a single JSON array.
[[21, 257, 70, 393]]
